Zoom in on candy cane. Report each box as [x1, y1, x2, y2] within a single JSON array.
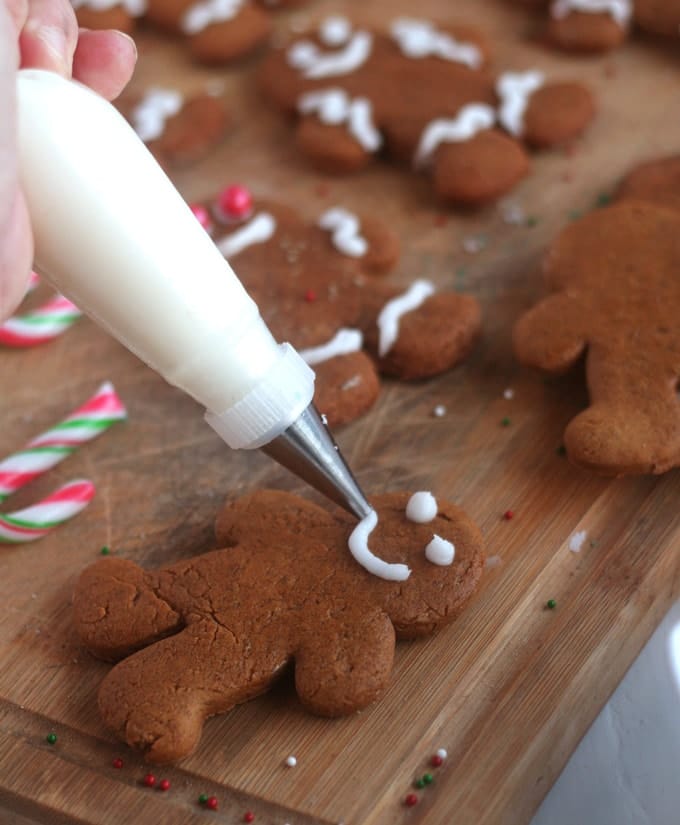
[[0, 480, 95, 544], [0, 293, 83, 348], [0, 382, 127, 503]]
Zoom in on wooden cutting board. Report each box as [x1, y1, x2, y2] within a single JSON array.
[[1, 1, 679, 823]]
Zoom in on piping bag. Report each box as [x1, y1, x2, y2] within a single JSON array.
[[15, 69, 372, 520]]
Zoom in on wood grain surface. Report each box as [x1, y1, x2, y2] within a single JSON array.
[[1, 1, 679, 823]]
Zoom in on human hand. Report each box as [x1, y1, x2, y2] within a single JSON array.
[[0, 0, 137, 321]]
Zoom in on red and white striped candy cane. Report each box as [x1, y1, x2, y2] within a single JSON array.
[[0, 480, 95, 544], [0, 293, 83, 348]]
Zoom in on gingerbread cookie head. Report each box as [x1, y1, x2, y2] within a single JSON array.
[[73, 489, 484, 762], [513, 200, 680, 475], [189, 184, 481, 426], [259, 15, 595, 206], [120, 87, 230, 167], [634, 0, 680, 37]]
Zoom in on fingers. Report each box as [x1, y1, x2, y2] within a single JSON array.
[[17, 0, 79, 75], [72, 29, 137, 100]]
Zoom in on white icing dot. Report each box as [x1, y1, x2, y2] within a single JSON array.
[[551, 0, 632, 26], [569, 530, 587, 553], [433, 404, 447, 418], [321, 15, 351, 46], [285, 755, 297, 767], [299, 328, 363, 366], [216, 212, 276, 258], [436, 748, 448, 760], [405, 491, 438, 523], [496, 71, 545, 138], [425, 535, 455, 566], [348, 510, 411, 581], [414, 103, 496, 168], [376, 279, 435, 357]]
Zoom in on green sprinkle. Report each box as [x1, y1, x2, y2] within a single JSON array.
[[568, 209, 583, 221], [595, 192, 612, 208], [526, 216, 539, 228], [100, 546, 110, 556], [46, 732, 57, 745], [501, 417, 511, 427], [590, 539, 600, 548], [546, 599, 557, 610], [556, 445, 567, 456], [423, 773, 434, 785], [414, 778, 426, 789], [198, 794, 209, 805]]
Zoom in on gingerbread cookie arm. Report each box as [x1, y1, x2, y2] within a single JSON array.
[[294, 608, 395, 716], [73, 559, 182, 661], [312, 350, 381, 428], [98, 619, 274, 763], [513, 294, 586, 373], [521, 82, 596, 148], [296, 117, 376, 174]]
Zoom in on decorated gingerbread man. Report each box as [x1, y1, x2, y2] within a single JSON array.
[[508, 0, 680, 53], [259, 15, 595, 206], [513, 158, 680, 475], [188, 184, 482, 426], [73, 489, 485, 763]]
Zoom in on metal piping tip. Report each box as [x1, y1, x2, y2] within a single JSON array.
[[261, 404, 372, 520]]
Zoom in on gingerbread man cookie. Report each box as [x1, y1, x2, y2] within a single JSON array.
[[509, 0, 680, 53], [258, 15, 595, 206], [73, 489, 485, 763], [71, 0, 311, 64], [119, 87, 230, 167], [189, 184, 482, 426], [513, 189, 680, 475]]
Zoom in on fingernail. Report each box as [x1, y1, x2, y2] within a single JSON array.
[[112, 30, 138, 61], [24, 21, 69, 72]]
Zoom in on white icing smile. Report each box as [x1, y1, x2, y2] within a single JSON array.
[[405, 491, 437, 523], [298, 89, 382, 153], [390, 17, 482, 69], [299, 329, 363, 366], [131, 88, 183, 143], [318, 207, 368, 257], [287, 18, 373, 79], [348, 510, 411, 581], [551, 0, 632, 25], [216, 212, 276, 258], [414, 103, 496, 168], [496, 71, 545, 137], [377, 280, 435, 357], [181, 0, 245, 35]]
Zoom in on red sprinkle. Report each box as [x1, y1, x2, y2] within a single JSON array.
[[206, 796, 219, 811], [159, 779, 171, 792], [434, 214, 448, 227], [314, 182, 330, 197], [112, 757, 124, 770], [563, 142, 577, 158], [405, 793, 419, 807], [431, 754, 444, 767], [189, 203, 211, 230], [304, 289, 317, 303], [244, 813, 255, 823], [143, 774, 156, 788], [503, 510, 514, 521], [217, 184, 253, 220]]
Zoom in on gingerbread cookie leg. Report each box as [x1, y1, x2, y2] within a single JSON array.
[[98, 619, 278, 763], [294, 608, 395, 716], [513, 294, 586, 373], [565, 348, 680, 475]]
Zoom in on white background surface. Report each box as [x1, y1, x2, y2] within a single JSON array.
[[532, 601, 680, 825]]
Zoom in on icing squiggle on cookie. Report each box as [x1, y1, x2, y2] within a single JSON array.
[[298, 90, 382, 153], [496, 71, 545, 138], [181, 0, 245, 35], [287, 19, 373, 79], [349, 509, 411, 581], [217, 212, 276, 258], [72, 0, 147, 14], [299, 328, 363, 366], [425, 536, 455, 566], [377, 280, 435, 357], [414, 103, 495, 168], [318, 208, 368, 257], [551, 0, 632, 25], [131, 89, 183, 143], [390, 18, 482, 69]]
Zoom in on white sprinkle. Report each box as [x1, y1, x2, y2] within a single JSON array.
[[569, 530, 587, 553], [342, 374, 362, 391], [462, 235, 486, 254], [433, 404, 447, 418], [406, 491, 438, 523], [485, 555, 502, 569], [500, 200, 526, 226], [285, 755, 297, 767], [503, 388, 515, 400], [425, 535, 455, 566], [436, 748, 448, 760]]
